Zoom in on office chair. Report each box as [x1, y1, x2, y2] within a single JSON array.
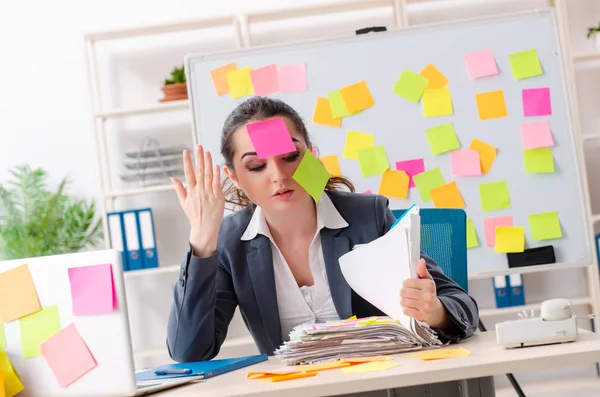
[[392, 208, 526, 397]]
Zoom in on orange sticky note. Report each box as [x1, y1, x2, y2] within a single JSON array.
[[320, 155, 342, 176], [469, 138, 496, 174], [340, 81, 375, 113], [210, 62, 237, 96], [475, 90, 507, 120], [0, 264, 41, 323], [430, 181, 465, 208], [378, 170, 409, 199], [419, 64, 449, 89], [247, 370, 298, 380], [271, 372, 317, 382], [313, 97, 341, 128]]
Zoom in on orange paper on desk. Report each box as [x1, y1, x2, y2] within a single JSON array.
[[409, 347, 471, 361], [430, 182, 465, 209], [0, 264, 41, 323], [271, 372, 317, 382], [210, 62, 237, 96], [340, 80, 375, 113]]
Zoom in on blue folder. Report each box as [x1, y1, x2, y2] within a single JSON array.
[[135, 354, 268, 381]]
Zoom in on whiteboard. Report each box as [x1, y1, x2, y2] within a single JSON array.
[[185, 8, 592, 277], [0, 249, 136, 397]]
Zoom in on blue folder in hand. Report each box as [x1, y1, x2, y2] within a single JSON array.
[[135, 354, 268, 381]]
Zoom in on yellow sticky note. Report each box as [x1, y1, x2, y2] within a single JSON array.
[[378, 169, 409, 199], [409, 347, 471, 361], [495, 226, 525, 253], [529, 212, 562, 241], [343, 130, 375, 160], [226, 66, 254, 99], [524, 148, 554, 173], [210, 62, 237, 96], [419, 63, 448, 89], [430, 181, 465, 209], [0, 350, 24, 397], [0, 264, 41, 323], [19, 305, 61, 358], [340, 81, 375, 113], [340, 361, 399, 374], [467, 220, 479, 248], [423, 88, 453, 117], [296, 361, 350, 372], [340, 356, 393, 364], [345, 315, 357, 321], [313, 97, 341, 128], [320, 155, 342, 176], [475, 90, 507, 120], [509, 49, 543, 80], [469, 138, 496, 174]]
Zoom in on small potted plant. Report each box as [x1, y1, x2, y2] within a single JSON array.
[[160, 65, 188, 102], [587, 22, 600, 51]]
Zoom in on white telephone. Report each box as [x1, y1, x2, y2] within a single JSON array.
[[495, 298, 578, 349]]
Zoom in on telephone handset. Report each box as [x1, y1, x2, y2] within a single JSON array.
[[540, 298, 572, 321]]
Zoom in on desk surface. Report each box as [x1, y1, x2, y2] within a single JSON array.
[[156, 330, 600, 397]]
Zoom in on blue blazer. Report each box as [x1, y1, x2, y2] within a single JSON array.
[[167, 190, 479, 363]]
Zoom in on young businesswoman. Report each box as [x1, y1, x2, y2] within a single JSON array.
[[166, 97, 479, 363]]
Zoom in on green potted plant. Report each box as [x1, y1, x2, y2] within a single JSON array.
[[0, 165, 103, 260], [587, 22, 600, 50], [160, 65, 188, 102]]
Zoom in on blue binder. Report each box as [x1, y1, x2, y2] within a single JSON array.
[[493, 275, 511, 308], [135, 354, 267, 382], [107, 211, 128, 271], [508, 273, 526, 306], [122, 210, 144, 271], [136, 208, 159, 269]]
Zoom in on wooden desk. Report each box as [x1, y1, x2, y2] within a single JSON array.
[[156, 330, 600, 397]]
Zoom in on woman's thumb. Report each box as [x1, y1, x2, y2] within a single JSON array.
[[417, 259, 432, 280]]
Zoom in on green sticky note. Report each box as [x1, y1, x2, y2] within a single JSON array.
[[357, 145, 389, 178], [393, 69, 429, 103], [413, 168, 445, 202], [529, 211, 562, 240], [19, 305, 61, 358], [343, 130, 375, 160], [0, 323, 5, 349], [508, 49, 543, 80], [479, 181, 511, 212], [425, 122, 460, 155], [524, 148, 554, 173], [466, 220, 478, 248], [328, 90, 351, 118], [292, 150, 330, 203]]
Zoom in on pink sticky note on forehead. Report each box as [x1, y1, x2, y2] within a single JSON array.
[[395, 159, 425, 188], [68, 264, 116, 316], [246, 118, 297, 159], [464, 49, 498, 79], [249, 64, 279, 96], [521, 120, 554, 149], [40, 324, 97, 387], [278, 64, 307, 92], [484, 216, 513, 247], [451, 149, 481, 176], [522, 87, 552, 117]]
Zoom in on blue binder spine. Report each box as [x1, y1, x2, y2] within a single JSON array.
[[137, 208, 159, 269], [123, 210, 144, 271], [508, 273, 525, 307], [107, 211, 128, 271], [493, 275, 511, 308]]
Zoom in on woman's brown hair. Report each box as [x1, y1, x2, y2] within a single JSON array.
[[220, 96, 355, 208]]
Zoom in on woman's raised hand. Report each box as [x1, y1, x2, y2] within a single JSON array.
[[171, 145, 225, 258]]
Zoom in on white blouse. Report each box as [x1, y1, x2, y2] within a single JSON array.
[[241, 192, 347, 341]]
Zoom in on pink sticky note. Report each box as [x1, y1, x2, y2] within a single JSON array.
[[522, 87, 552, 117], [521, 120, 554, 149], [451, 149, 481, 176], [249, 64, 279, 96], [464, 49, 498, 79], [484, 216, 513, 247], [311, 147, 318, 157], [68, 264, 116, 316], [40, 324, 97, 388], [278, 64, 307, 92], [395, 159, 425, 188], [362, 189, 372, 194], [246, 118, 297, 159]]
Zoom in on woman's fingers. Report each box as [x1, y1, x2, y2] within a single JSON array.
[[183, 150, 196, 189], [195, 145, 205, 188], [170, 177, 187, 207], [204, 150, 214, 195], [213, 164, 224, 199]]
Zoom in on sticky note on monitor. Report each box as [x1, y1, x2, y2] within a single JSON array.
[[422, 88, 453, 117], [393, 69, 428, 103], [419, 63, 448, 89], [466, 220, 478, 248], [524, 148, 554, 173], [0, 264, 41, 323], [226, 66, 254, 99], [495, 226, 525, 253], [319, 155, 342, 176], [475, 90, 507, 120], [340, 81, 375, 113], [41, 323, 97, 388], [249, 64, 279, 96], [19, 305, 61, 358], [313, 97, 341, 128], [413, 168, 445, 202], [0, 349, 24, 397], [69, 264, 116, 316], [425, 122, 460, 155], [357, 145, 389, 178], [484, 216, 513, 247], [529, 211, 562, 240], [343, 130, 375, 159], [395, 158, 425, 188], [521, 120, 554, 149], [451, 149, 481, 176], [429, 182, 465, 209], [246, 118, 296, 159], [479, 181, 511, 212], [378, 170, 409, 199], [509, 49, 543, 80], [469, 138, 496, 174], [210, 62, 237, 96], [464, 49, 498, 79], [292, 150, 330, 203], [278, 64, 307, 92], [522, 87, 552, 117]]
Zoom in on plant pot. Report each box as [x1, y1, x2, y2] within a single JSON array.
[[160, 83, 188, 102]]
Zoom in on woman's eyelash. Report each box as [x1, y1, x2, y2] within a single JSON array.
[[248, 164, 266, 172], [247, 152, 299, 172], [283, 152, 300, 161]]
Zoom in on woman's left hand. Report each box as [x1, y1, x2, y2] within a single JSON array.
[[400, 258, 449, 328]]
